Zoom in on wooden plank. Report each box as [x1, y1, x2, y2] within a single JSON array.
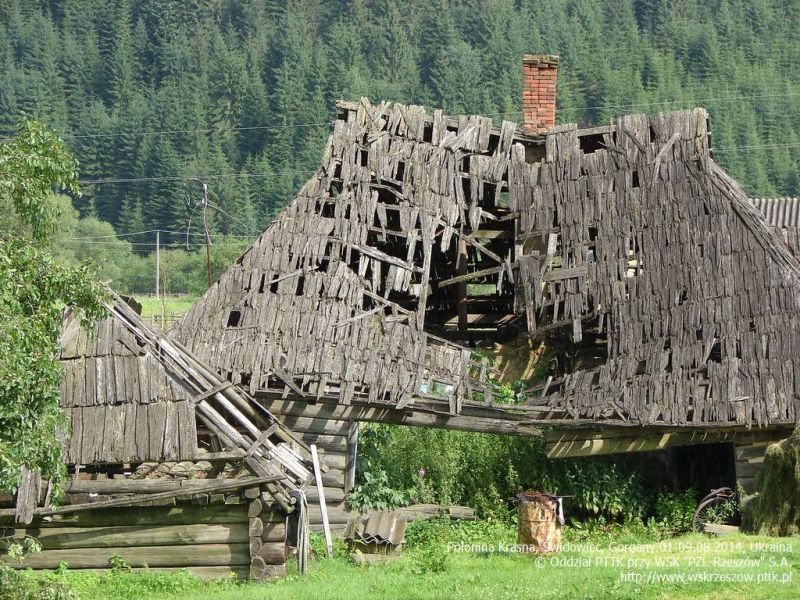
[[0, 503, 273, 528], [15, 543, 252, 569], [545, 427, 790, 458], [310, 444, 333, 558], [0, 476, 283, 520], [16, 523, 262, 549], [255, 394, 543, 438], [344, 422, 358, 492], [63, 478, 261, 495], [437, 265, 506, 288]]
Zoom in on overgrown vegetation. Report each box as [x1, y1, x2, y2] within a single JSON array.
[[350, 418, 700, 535], [742, 425, 800, 536], [0, 119, 105, 493], [11, 532, 800, 599]]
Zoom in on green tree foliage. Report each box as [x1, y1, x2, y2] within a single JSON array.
[[0, 119, 106, 492], [0, 0, 796, 243]]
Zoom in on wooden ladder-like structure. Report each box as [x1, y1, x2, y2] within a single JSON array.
[[108, 293, 314, 513]]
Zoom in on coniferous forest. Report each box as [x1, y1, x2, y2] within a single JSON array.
[[1, 0, 799, 269]]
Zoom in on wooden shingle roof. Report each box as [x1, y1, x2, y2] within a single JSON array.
[[174, 99, 800, 430]]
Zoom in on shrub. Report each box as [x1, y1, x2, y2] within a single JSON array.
[[654, 489, 697, 534], [410, 544, 449, 574], [347, 468, 413, 512], [550, 458, 652, 522], [0, 562, 75, 600]]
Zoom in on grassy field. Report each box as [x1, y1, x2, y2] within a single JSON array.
[[136, 295, 196, 318], [19, 532, 800, 600]]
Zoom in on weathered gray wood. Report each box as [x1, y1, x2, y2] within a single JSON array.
[[344, 421, 359, 492], [15, 523, 253, 549], [0, 503, 267, 528], [310, 444, 333, 558], [63, 478, 255, 495], [0, 476, 281, 520], [14, 543, 252, 569], [250, 558, 285, 581]]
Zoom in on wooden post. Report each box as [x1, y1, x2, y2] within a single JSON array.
[[456, 236, 468, 331], [344, 421, 359, 492], [310, 444, 332, 558]]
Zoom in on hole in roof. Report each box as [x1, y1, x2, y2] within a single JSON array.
[[632, 170, 640, 189], [525, 144, 546, 164], [295, 275, 305, 296], [270, 277, 279, 293], [487, 134, 499, 155], [360, 149, 368, 167], [708, 339, 722, 363], [396, 161, 405, 181], [423, 122, 433, 143], [579, 133, 605, 154], [497, 191, 510, 208], [320, 199, 335, 218], [226, 310, 242, 328]]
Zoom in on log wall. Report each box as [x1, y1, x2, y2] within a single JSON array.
[[2, 500, 286, 581], [261, 398, 356, 533]]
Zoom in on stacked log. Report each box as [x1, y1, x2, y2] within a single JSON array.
[[247, 487, 287, 581]]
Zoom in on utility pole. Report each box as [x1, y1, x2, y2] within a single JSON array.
[[155, 229, 160, 298], [200, 181, 212, 288]]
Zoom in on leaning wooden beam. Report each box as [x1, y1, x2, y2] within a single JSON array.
[[255, 393, 543, 437], [310, 445, 332, 558], [0, 476, 282, 519], [437, 264, 508, 288], [105, 293, 313, 514]]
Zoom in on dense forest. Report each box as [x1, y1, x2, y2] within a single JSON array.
[[1, 0, 799, 289]]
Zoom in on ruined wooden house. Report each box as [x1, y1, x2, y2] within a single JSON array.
[[174, 55, 798, 497], [6, 55, 798, 573], [3, 296, 317, 581]]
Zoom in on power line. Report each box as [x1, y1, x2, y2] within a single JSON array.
[[64, 232, 257, 241], [559, 92, 800, 114], [0, 120, 332, 143], [79, 170, 317, 185], [714, 142, 800, 153], [206, 202, 264, 233]]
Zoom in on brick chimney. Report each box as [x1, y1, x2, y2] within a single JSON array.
[[521, 54, 559, 135]]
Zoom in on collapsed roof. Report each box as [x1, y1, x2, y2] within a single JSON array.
[[176, 99, 800, 430], [57, 295, 313, 514]]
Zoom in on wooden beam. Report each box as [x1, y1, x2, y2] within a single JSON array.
[[545, 427, 791, 458], [254, 394, 543, 438], [437, 265, 507, 288], [13, 543, 253, 569], [11, 523, 287, 549], [456, 237, 468, 331], [0, 476, 283, 520]]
